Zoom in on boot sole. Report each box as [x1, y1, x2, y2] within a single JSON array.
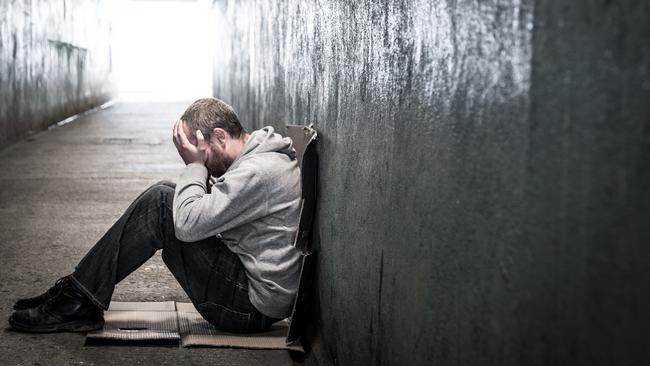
[[9, 315, 104, 333]]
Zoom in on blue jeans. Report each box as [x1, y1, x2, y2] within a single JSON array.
[[70, 180, 280, 333]]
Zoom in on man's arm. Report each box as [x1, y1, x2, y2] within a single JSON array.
[[171, 119, 268, 242], [172, 161, 268, 242]]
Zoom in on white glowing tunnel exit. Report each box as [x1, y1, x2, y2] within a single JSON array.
[[110, 0, 214, 102]]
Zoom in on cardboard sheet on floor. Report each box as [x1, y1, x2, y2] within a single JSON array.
[[85, 301, 303, 352]]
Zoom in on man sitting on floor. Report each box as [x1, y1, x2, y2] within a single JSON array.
[[9, 98, 303, 334]]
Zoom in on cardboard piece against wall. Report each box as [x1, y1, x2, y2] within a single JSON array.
[[85, 301, 304, 352], [284, 125, 318, 344]]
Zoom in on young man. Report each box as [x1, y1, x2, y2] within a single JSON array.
[[9, 98, 303, 334]]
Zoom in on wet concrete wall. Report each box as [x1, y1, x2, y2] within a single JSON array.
[[212, 1, 649, 365], [0, 0, 113, 149], [523, 2, 650, 365]]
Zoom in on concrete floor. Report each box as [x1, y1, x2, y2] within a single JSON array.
[[0, 102, 296, 365]]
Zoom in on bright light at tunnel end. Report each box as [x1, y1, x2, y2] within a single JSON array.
[[109, 0, 214, 103]]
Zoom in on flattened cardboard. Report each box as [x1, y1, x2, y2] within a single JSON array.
[[177, 302, 303, 351], [85, 301, 303, 352], [86, 301, 179, 343]]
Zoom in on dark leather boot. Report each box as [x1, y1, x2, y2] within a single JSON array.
[[13, 275, 72, 310], [9, 280, 104, 333]]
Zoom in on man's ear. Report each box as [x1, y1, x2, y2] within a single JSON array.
[[211, 128, 227, 146]]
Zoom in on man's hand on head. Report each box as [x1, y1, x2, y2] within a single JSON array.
[[173, 120, 209, 166]]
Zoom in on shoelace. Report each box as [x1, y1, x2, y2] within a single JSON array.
[[45, 276, 71, 300]]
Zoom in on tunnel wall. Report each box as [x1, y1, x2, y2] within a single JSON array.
[[523, 2, 650, 365], [0, 0, 113, 149], [212, 1, 649, 365]]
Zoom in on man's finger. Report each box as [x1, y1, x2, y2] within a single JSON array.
[[172, 120, 180, 147], [177, 120, 192, 146], [175, 120, 183, 145], [196, 130, 205, 147]]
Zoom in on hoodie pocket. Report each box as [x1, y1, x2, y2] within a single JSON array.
[[197, 302, 252, 333]]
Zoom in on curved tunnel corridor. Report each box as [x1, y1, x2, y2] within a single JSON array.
[[1, 1, 649, 365]]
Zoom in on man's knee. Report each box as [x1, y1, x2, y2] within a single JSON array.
[[145, 181, 175, 197], [139, 181, 175, 206], [153, 180, 176, 189]]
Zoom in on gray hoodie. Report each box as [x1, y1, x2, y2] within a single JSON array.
[[172, 126, 302, 319]]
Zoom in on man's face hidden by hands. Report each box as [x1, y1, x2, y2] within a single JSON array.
[[182, 123, 233, 177]]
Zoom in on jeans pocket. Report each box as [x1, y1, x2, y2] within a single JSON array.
[[197, 302, 252, 333]]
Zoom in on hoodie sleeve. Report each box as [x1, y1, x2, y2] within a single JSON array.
[[172, 162, 269, 242]]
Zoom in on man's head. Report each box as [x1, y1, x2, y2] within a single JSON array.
[[180, 98, 249, 176]]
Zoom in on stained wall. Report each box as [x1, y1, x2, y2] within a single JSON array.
[[212, 1, 650, 364], [0, 0, 113, 149]]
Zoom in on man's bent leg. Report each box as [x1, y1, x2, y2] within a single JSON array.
[[9, 180, 187, 333], [72, 178, 279, 333], [161, 236, 281, 333], [70, 180, 178, 310], [12, 179, 277, 334]]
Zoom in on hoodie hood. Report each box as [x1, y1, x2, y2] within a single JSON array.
[[209, 127, 296, 183], [238, 126, 296, 162]]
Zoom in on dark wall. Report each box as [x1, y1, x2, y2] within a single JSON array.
[[0, 0, 114, 149], [523, 2, 650, 364], [212, 0, 649, 364]]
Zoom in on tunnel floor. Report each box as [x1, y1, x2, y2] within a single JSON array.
[[0, 102, 295, 365]]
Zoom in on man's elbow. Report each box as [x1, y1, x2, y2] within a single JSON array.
[[173, 225, 194, 242], [173, 205, 215, 242], [174, 224, 212, 243], [173, 215, 196, 242]]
